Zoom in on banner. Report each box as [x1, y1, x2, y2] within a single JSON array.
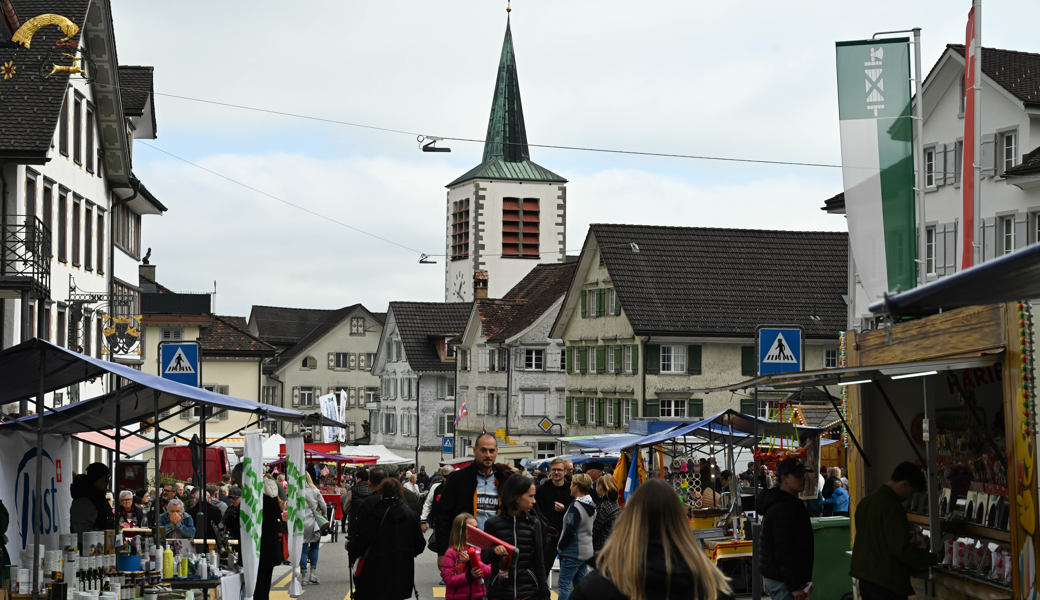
[[836, 38, 917, 301], [0, 431, 72, 562], [240, 431, 263, 600], [285, 434, 305, 597], [319, 393, 344, 443], [962, 4, 979, 269]]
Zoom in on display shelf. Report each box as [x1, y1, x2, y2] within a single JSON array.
[[907, 513, 1011, 543], [931, 566, 1012, 599]]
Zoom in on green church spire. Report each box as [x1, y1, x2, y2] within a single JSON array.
[[482, 15, 529, 163]]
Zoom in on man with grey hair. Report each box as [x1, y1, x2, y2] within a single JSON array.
[[158, 497, 196, 539]]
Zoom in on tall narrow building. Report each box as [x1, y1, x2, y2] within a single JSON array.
[[444, 14, 567, 302]]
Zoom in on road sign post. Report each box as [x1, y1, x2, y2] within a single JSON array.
[[757, 326, 803, 375], [159, 341, 201, 387]]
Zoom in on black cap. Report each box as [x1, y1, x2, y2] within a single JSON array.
[[228, 487, 242, 498], [777, 457, 812, 477]]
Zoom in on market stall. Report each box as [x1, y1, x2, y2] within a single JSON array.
[[266, 448, 378, 520]]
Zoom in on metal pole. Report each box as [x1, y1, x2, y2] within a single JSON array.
[[913, 27, 927, 286], [751, 387, 762, 600], [31, 347, 44, 600]]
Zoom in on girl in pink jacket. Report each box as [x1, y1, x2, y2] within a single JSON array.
[[440, 513, 492, 600]]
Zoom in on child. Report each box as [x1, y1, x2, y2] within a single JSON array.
[[440, 513, 491, 600]]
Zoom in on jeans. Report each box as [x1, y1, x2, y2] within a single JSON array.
[[299, 541, 319, 570], [762, 576, 794, 600], [557, 556, 587, 600]]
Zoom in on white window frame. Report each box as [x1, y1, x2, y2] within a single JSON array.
[[524, 349, 544, 371], [606, 288, 617, 315], [586, 291, 598, 317], [298, 386, 315, 407], [622, 399, 632, 426], [1001, 215, 1015, 255], [1003, 130, 1018, 174], [605, 400, 615, 426], [924, 147, 936, 188], [588, 347, 597, 373], [659, 398, 686, 418], [607, 345, 617, 373], [586, 399, 595, 424], [536, 441, 556, 460], [488, 349, 500, 371], [660, 345, 686, 373], [824, 347, 839, 369], [436, 412, 455, 436], [334, 352, 350, 369], [623, 346, 633, 374]]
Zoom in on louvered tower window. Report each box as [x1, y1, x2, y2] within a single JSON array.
[[451, 198, 470, 260], [502, 197, 539, 257]]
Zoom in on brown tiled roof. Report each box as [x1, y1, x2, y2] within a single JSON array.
[[475, 299, 525, 340], [947, 44, 1040, 106], [389, 302, 471, 372], [199, 314, 276, 357], [591, 224, 848, 339], [488, 262, 576, 341], [1006, 145, 1040, 177], [266, 304, 384, 371]]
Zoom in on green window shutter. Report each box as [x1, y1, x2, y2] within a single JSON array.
[[614, 293, 622, 316], [596, 346, 607, 374], [613, 399, 621, 429], [577, 398, 587, 425], [687, 345, 702, 375], [644, 399, 660, 418], [689, 398, 704, 419], [741, 345, 756, 377], [631, 399, 639, 418], [580, 290, 588, 318], [596, 398, 605, 426], [631, 345, 639, 373], [613, 346, 623, 373], [578, 347, 587, 373], [566, 397, 573, 423], [740, 398, 757, 415], [645, 344, 660, 375], [596, 289, 605, 316]]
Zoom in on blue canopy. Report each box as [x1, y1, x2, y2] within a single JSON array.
[[560, 409, 822, 452], [0, 338, 342, 434]]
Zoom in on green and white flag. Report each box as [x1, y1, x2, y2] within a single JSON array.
[[240, 430, 264, 600], [836, 38, 917, 301], [285, 434, 305, 597]]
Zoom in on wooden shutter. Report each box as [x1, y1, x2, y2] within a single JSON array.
[[689, 398, 703, 419], [944, 143, 957, 185], [981, 133, 996, 177], [292, 386, 300, 407], [741, 346, 756, 376], [348, 388, 357, 407], [580, 290, 588, 317], [614, 346, 623, 373], [596, 346, 607, 374], [579, 347, 587, 373], [596, 289, 605, 316], [613, 399, 621, 429], [596, 398, 605, 426], [349, 353, 357, 370], [631, 399, 638, 418], [740, 398, 757, 415], [1015, 212, 1028, 250], [358, 387, 366, 407], [934, 144, 946, 185], [687, 345, 702, 375], [566, 397, 573, 423], [327, 353, 335, 368], [982, 216, 996, 260], [358, 353, 367, 370], [614, 293, 622, 316], [645, 345, 660, 374], [631, 345, 639, 373], [577, 398, 587, 425]]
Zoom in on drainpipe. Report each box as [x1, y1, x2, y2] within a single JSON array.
[[505, 345, 511, 440], [640, 336, 649, 423], [415, 373, 422, 468]]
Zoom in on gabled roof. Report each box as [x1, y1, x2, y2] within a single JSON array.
[[389, 301, 470, 372], [0, 0, 87, 161], [590, 224, 848, 339], [249, 305, 341, 346], [447, 16, 564, 187], [266, 304, 385, 372], [200, 315, 276, 357], [946, 44, 1040, 107], [491, 262, 576, 341]]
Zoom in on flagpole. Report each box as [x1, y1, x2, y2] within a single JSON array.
[[973, 0, 982, 265], [913, 27, 926, 286]]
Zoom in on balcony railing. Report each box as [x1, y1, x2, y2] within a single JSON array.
[[1, 215, 52, 295]]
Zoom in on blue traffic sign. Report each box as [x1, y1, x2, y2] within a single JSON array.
[[442, 437, 454, 453], [159, 342, 201, 387], [757, 327, 803, 375]]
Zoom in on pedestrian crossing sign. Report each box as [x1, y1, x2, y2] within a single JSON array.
[[159, 341, 201, 387], [757, 327, 803, 375]]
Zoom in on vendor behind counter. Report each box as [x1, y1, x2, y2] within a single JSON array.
[[70, 463, 115, 533]]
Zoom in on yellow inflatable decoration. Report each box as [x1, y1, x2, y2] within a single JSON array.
[[11, 14, 79, 49]]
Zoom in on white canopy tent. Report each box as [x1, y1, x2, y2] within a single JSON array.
[[339, 444, 411, 465]]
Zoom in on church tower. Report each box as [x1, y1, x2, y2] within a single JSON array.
[[444, 12, 567, 302]]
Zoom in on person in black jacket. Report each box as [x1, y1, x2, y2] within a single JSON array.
[[481, 474, 550, 600], [572, 478, 731, 600], [757, 458, 814, 600], [350, 478, 426, 600], [70, 463, 115, 533], [534, 457, 572, 575], [430, 434, 513, 558], [254, 476, 285, 600]]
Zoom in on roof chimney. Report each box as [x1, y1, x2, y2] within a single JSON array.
[[139, 263, 156, 284], [473, 270, 489, 299]]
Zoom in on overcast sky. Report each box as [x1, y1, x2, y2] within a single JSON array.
[[110, 1, 1040, 317]]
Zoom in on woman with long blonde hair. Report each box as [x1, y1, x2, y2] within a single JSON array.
[[572, 478, 732, 600]]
